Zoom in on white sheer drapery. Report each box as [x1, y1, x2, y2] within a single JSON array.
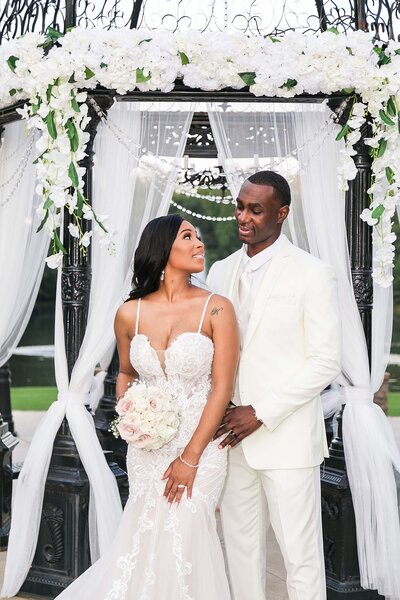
[[0, 121, 48, 368], [1, 101, 193, 599], [208, 102, 400, 599]]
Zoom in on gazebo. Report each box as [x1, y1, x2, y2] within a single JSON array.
[[0, 1, 399, 599]]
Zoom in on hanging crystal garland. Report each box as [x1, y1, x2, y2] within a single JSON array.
[[170, 198, 235, 222], [174, 185, 234, 203], [0, 133, 35, 209], [0, 130, 34, 164]]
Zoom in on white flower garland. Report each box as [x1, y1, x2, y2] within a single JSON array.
[[0, 26, 398, 284]]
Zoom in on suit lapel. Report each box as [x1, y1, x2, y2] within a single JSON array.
[[242, 238, 292, 350], [224, 250, 242, 300]]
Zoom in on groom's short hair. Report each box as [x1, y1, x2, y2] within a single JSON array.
[[247, 171, 291, 207]]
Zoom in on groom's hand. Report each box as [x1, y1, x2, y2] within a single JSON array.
[[215, 405, 262, 449]]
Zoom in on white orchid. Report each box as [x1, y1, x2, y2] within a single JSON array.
[[45, 251, 63, 269]]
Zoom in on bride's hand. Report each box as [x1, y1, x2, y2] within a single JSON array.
[[161, 456, 198, 504]]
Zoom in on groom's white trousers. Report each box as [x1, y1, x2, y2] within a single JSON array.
[[220, 445, 326, 600]]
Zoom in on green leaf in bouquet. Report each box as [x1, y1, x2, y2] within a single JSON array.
[[54, 228, 67, 254], [36, 209, 49, 233], [327, 27, 339, 35], [76, 190, 85, 217], [371, 204, 385, 220], [386, 166, 395, 183], [373, 46, 391, 66], [398, 113, 400, 133], [266, 35, 281, 43], [377, 137, 387, 157], [136, 67, 152, 83], [46, 84, 54, 103], [70, 92, 80, 113], [93, 211, 108, 233], [238, 72, 256, 87], [33, 150, 47, 165], [387, 96, 397, 117], [65, 119, 79, 152], [335, 123, 350, 141], [43, 197, 53, 210], [379, 109, 395, 126], [69, 72, 76, 84], [100, 62, 108, 68], [68, 161, 79, 188], [84, 67, 96, 80], [282, 78, 298, 90], [7, 56, 19, 72], [44, 110, 57, 140], [179, 51, 189, 65]]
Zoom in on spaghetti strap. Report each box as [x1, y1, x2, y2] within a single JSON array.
[[198, 293, 214, 333], [135, 298, 142, 336]]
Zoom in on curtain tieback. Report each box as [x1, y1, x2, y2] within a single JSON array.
[[58, 392, 90, 405], [344, 386, 372, 404]]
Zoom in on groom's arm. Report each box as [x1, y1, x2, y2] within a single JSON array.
[[252, 264, 341, 432]]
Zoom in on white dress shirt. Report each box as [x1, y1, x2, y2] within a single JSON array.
[[232, 233, 286, 404]]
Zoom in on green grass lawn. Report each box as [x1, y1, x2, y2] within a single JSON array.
[[389, 392, 400, 416], [9, 387, 400, 416], [11, 386, 57, 410]]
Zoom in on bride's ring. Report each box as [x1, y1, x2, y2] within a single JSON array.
[[230, 432, 237, 438], [177, 484, 186, 488]]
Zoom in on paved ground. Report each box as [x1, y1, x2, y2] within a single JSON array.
[[3, 411, 400, 599]]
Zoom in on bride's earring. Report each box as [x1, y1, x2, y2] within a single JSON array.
[[160, 270, 165, 282]]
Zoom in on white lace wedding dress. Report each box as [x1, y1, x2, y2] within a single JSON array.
[[55, 293, 231, 600]]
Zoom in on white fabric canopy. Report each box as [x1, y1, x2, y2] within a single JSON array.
[[208, 101, 400, 599], [1, 101, 194, 598], [0, 121, 48, 368]]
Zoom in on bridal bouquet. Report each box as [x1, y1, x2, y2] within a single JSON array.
[[111, 381, 180, 450]]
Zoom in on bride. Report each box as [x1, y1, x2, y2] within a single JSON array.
[[55, 214, 239, 600]]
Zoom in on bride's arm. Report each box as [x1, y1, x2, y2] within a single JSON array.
[[114, 302, 139, 399], [163, 295, 239, 504]]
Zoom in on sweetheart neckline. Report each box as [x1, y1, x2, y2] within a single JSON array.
[[132, 331, 214, 354], [131, 332, 214, 378]]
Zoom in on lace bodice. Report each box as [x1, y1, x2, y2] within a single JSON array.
[[129, 294, 215, 454]]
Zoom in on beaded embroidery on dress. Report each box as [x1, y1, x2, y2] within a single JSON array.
[[55, 293, 231, 600]]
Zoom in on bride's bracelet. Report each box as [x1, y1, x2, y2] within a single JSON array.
[[179, 453, 199, 468]]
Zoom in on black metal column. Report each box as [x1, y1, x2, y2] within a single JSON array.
[[21, 93, 126, 598], [0, 411, 18, 551], [0, 363, 14, 434], [321, 122, 382, 599]]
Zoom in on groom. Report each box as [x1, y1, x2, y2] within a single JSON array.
[[207, 171, 341, 600]]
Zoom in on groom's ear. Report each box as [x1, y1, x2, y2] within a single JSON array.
[[277, 205, 290, 224]]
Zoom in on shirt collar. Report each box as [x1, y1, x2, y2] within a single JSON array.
[[242, 234, 285, 272]]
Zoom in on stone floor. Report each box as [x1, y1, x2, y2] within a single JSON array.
[[3, 411, 400, 599]]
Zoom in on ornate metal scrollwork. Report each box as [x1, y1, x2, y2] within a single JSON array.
[[42, 504, 64, 564], [61, 269, 91, 304], [1, 1, 400, 41], [352, 270, 374, 306], [324, 534, 336, 573], [0, 0, 65, 42], [322, 496, 340, 520]]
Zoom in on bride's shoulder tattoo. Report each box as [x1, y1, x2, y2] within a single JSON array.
[[211, 306, 223, 316]]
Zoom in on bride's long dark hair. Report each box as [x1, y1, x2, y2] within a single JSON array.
[[126, 214, 184, 301]]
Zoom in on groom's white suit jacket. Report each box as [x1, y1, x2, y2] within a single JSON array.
[[207, 237, 341, 470]]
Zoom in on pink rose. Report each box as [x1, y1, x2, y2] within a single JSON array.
[[117, 414, 155, 448], [115, 396, 133, 416]]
